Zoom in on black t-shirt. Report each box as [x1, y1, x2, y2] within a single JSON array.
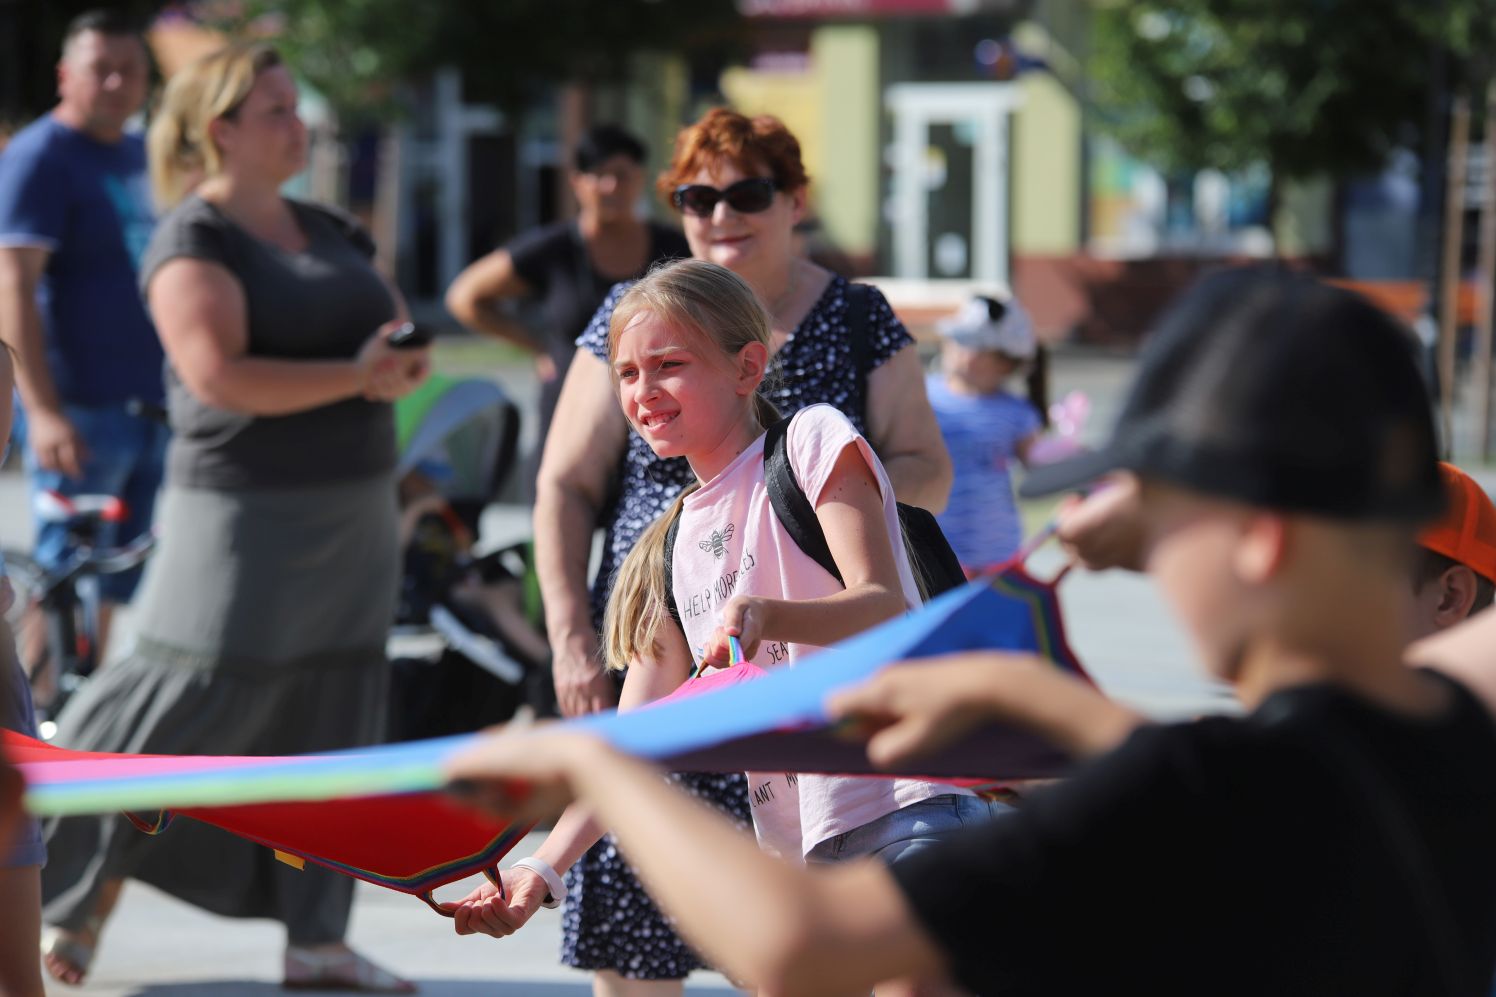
[[893, 673, 1496, 996], [506, 219, 689, 366]]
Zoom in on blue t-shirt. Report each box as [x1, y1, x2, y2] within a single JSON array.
[[0, 115, 163, 405], [926, 373, 1041, 569]]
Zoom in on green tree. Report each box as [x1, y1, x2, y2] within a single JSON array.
[[214, 0, 743, 123], [1, 0, 168, 126], [1089, 0, 1496, 183]]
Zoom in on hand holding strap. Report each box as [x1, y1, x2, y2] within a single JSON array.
[[511, 856, 568, 909]]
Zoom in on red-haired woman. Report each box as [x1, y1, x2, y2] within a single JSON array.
[[453, 108, 952, 996]]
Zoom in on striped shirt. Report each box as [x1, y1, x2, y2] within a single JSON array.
[[926, 374, 1041, 569]]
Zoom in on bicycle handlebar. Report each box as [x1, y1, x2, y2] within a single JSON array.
[[33, 491, 129, 525], [86, 530, 157, 574]]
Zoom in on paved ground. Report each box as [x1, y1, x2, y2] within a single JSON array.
[[13, 347, 1493, 995]]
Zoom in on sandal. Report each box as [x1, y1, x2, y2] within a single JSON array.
[[283, 944, 418, 993], [41, 916, 102, 986]]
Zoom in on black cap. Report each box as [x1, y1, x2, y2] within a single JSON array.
[[1019, 267, 1444, 522]]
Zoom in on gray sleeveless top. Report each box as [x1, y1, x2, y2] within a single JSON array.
[[140, 195, 397, 490]]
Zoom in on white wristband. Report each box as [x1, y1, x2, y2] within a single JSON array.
[[511, 857, 568, 909]]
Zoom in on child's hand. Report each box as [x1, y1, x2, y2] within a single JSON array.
[[451, 868, 549, 938], [703, 595, 763, 667], [1056, 474, 1144, 572], [446, 728, 600, 821], [828, 652, 1143, 763], [826, 654, 1016, 767]]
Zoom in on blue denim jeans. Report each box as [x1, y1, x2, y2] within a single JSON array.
[[805, 793, 1012, 868], [19, 402, 168, 602]]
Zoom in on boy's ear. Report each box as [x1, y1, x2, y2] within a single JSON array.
[[1433, 565, 1480, 629], [737, 341, 769, 394], [1233, 512, 1287, 585]]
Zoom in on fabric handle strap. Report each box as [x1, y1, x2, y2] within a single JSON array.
[[420, 865, 501, 918]]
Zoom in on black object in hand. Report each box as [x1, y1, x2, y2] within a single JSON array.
[[387, 322, 435, 349]]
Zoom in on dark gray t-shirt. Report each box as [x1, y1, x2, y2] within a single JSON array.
[[140, 195, 397, 490]]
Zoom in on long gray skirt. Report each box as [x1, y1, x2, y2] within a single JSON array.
[[41, 474, 398, 944]]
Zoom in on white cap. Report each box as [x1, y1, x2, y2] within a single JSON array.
[[936, 295, 1036, 360]]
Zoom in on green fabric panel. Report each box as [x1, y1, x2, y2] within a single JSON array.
[[394, 374, 461, 455]]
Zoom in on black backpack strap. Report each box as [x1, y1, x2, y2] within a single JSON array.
[[763, 415, 843, 584], [844, 282, 872, 430], [663, 509, 683, 627]]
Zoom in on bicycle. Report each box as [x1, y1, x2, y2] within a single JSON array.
[[4, 490, 156, 739]]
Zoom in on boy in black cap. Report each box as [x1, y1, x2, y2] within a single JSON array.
[[444, 269, 1496, 997]]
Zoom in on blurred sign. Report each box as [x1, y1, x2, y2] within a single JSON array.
[[740, 0, 1006, 16]]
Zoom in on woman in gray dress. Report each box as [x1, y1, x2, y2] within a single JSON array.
[[39, 43, 428, 993]]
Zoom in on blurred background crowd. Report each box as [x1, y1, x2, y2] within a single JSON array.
[[2, 0, 1492, 466]]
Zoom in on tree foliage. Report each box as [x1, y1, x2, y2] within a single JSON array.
[[1, 0, 741, 126], [0, 0, 167, 125], [211, 0, 744, 122], [1089, 0, 1496, 181]]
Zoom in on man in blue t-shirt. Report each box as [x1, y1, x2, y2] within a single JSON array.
[[0, 10, 167, 680]]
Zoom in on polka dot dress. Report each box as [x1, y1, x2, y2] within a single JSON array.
[[563, 275, 913, 979]]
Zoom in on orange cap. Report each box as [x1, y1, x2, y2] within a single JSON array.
[[1418, 463, 1496, 584]]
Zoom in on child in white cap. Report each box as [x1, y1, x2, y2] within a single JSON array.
[[926, 293, 1047, 572]]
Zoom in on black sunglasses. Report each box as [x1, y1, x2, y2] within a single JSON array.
[[672, 177, 778, 217]]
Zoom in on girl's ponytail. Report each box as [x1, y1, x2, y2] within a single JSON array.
[[1025, 344, 1050, 427], [602, 482, 699, 671]]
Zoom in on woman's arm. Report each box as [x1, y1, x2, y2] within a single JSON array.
[[445, 733, 948, 996], [0, 246, 86, 479], [148, 258, 426, 414], [534, 350, 630, 717], [864, 345, 953, 513], [443, 249, 541, 354], [452, 621, 695, 938], [708, 443, 907, 665], [0, 864, 41, 997]]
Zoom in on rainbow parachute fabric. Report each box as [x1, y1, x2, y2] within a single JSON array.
[[15, 569, 1086, 912]]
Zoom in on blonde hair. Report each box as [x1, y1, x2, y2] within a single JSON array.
[[601, 259, 780, 671], [147, 42, 282, 210]]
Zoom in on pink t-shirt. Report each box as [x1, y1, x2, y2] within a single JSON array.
[[672, 404, 964, 859]]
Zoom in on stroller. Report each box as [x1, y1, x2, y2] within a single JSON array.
[[386, 374, 556, 743]]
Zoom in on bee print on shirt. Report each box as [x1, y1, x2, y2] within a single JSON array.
[[698, 523, 735, 559]]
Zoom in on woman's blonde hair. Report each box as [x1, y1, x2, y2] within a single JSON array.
[[601, 259, 780, 671], [147, 42, 282, 210]]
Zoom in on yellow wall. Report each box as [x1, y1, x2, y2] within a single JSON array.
[[1010, 24, 1082, 256], [811, 26, 880, 258], [719, 67, 823, 189], [719, 24, 881, 258]]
